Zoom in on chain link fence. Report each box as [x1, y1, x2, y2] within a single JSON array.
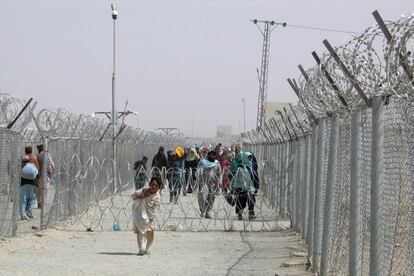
[[243, 11, 414, 276], [0, 129, 21, 237], [0, 92, 184, 236], [25, 108, 182, 231], [0, 93, 281, 235]]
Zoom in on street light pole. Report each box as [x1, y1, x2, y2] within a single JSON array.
[[241, 98, 246, 133], [111, 3, 118, 193]]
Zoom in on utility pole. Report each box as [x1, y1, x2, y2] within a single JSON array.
[[241, 98, 246, 133], [111, 3, 118, 193], [252, 19, 286, 130], [191, 112, 194, 138]]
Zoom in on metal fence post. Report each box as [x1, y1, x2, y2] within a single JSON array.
[[291, 141, 297, 227], [313, 117, 326, 269], [284, 142, 291, 218], [276, 143, 281, 213], [11, 133, 20, 236], [308, 122, 318, 257], [279, 142, 285, 216], [271, 143, 277, 208], [320, 113, 339, 276], [40, 136, 48, 230], [302, 135, 310, 239], [370, 96, 384, 276], [349, 110, 363, 276], [295, 139, 302, 231]]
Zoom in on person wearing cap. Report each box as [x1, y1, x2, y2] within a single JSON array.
[[19, 155, 38, 220]]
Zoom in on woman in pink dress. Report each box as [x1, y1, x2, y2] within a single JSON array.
[[219, 152, 231, 192]]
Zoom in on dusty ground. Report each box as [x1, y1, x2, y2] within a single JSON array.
[[1, 189, 312, 275], [0, 228, 311, 276]]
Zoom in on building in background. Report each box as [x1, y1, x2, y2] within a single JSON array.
[[265, 102, 290, 122], [216, 125, 233, 144], [216, 125, 232, 138]]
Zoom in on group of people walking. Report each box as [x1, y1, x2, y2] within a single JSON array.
[[132, 144, 260, 220], [130, 143, 260, 255]]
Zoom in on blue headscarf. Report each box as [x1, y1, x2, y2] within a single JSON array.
[[198, 159, 219, 169], [240, 152, 252, 167]]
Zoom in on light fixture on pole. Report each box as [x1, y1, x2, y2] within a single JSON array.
[[111, 3, 118, 193]]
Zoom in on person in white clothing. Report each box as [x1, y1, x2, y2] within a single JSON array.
[[131, 177, 161, 255]]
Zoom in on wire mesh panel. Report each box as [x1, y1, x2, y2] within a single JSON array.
[[325, 113, 351, 275], [381, 97, 413, 275], [0, 129, 20, 237]]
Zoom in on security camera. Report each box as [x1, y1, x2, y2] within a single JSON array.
[[111, 4, 118, 20]]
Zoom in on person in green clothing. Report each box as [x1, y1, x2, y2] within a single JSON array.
[[196, 150, 222, 219], [134, 156, 148, 190], [230, 151, 256, 220]]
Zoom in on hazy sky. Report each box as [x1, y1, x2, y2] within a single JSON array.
[[1, 0, 412, 137]]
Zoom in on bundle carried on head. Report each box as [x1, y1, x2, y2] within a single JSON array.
[[174, 146, 184, 159]]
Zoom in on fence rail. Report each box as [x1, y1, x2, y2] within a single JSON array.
[[243, 11, 414, 276]]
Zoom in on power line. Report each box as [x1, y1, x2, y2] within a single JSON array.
[[183, 76, 259, 111], [283, 23, 359, 35]]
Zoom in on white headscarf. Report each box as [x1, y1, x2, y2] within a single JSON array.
[[186, 148, 200, 161]]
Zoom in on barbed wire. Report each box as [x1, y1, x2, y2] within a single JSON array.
[[242, 12, 414, 276], [241, 14, 414, 146]]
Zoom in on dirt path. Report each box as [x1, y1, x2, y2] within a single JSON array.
[[0, 227, 311, 276]]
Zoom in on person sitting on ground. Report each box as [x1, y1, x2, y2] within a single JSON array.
[[134, 156, 148, 190], [20, 155, 38, 220], [131, 177, 162, 256], [196, 151, 222, 219]]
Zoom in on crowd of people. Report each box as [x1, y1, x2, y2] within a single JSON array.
[[131, 143, 260, 255], [132, 143, 260, 220]]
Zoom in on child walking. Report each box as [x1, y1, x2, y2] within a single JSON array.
[[131, 177, 161, 255]]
